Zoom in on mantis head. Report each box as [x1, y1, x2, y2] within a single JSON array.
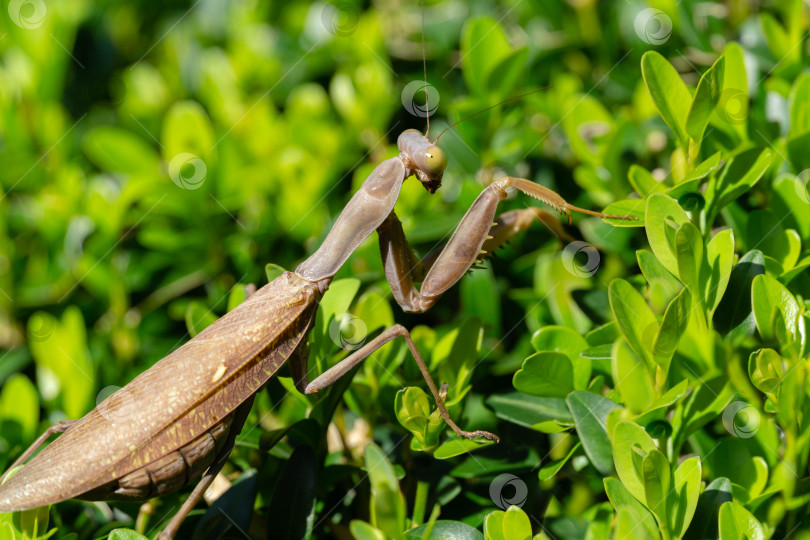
[[397, 129, 446, 194]]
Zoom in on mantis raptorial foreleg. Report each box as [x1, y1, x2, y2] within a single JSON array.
[[380, 176, 622, 313], [293, 324, 499, 441]]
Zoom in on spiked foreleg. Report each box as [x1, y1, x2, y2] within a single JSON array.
[[378, 177, 635, 314]]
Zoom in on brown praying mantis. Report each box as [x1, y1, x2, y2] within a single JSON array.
[[0, 29, 636, 540]]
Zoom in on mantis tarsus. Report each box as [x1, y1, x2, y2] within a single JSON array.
[[0, 18, 635, 540]]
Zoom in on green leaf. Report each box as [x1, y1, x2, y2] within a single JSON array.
[[350, 521, 387, 540], [484, 507, 532, 540], [612, 339, 654, 414], [604, 478, 661, 540], [405, 521, 484, 540], [107, 531, 150, 540], [566, 391, 621, 475], [703, 229, 735, 317], [161, 100, 216, 163], [313, 278, 362, 361], [602, 198, 647, 227], [714, 250, 765, 339], [641, 449, 671, 529], [538, 442, 581, 481], [674, 222, 703, 295], [641, 51, 692, 148], [199, 470, 259, 540], [433, 438, 494, 459], [395, 386, 442, 450], [461, 266, 501, 335], [265, 263, 286, 282], [671, 456, 702, 539], [461, 17, 514, 98], [652, 288, 690, 376], [513, 352, 574, 398], [760, 13, 790, 62], [629, 165, 667, 196], [226, 283, 249, 312], [615, 508, 660, 540], [608, 279, 658, 369], [531, 326, 589, 367], [751, 274, 803, 349], [637, 249, 682, 310], [686, 56, 725, 142], [612, 421, 658, 503], [185, 301, 218, 337], [28, 308, 94, 419], [487, 393, 573, 432], [501, 506, 532, 540], [365, 443, 407, 539], [486, 48, 529, 100], [0, 374, 39, 442], [685, 477, 732, 540], [718, 501, 765, 540], [786, 130, 810, 171], [718, 43, 749, 138], [672, 377, 733, 447], [772, 174, 810, 240], [83, 126, 160, 176], [713, 148, 773, 214], [645, 194, 691, 277]]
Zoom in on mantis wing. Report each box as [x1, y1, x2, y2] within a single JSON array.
[[0, 272, 319, 510]]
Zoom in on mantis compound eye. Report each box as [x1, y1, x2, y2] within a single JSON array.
[[423, 145, 447, 174]]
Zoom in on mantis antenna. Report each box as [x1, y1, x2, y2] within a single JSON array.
[[433, 88, 546, 143], [421, 0, 430, 137]]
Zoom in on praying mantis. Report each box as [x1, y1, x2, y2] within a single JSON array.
[[0, 9, 635, 540]]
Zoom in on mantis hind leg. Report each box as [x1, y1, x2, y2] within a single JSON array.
[[156, 394, 255, 540], [300, 324, 498, 442], [0, 420, 78, 483]]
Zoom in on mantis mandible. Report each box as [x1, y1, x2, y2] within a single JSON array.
[[0, 26, 635, 540]]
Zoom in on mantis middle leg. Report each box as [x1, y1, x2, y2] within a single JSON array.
[[290, 324, 499, 441]]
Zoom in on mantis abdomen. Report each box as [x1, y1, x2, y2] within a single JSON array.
[[80, 413, 235, 501]]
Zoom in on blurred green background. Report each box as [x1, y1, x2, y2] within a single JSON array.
[[2, 0, 810, 538]]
